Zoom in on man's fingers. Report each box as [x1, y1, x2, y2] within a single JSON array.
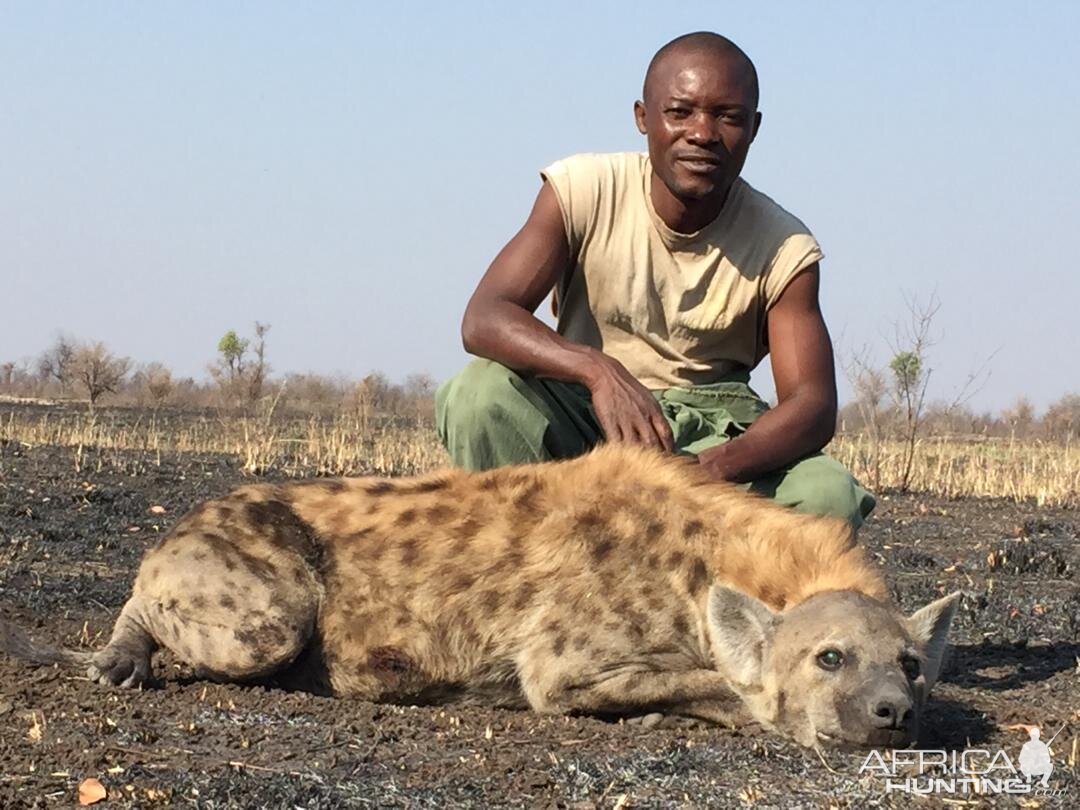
[[651, 413, 675, 453]]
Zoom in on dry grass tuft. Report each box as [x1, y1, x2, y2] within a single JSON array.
[[2, 407, 1077, 506]]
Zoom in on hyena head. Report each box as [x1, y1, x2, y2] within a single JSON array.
[[708, 586, 960, 749]]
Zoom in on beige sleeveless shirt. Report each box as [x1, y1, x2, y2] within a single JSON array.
[[541, 152, 823, 390]]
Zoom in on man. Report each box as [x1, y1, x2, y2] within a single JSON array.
[[436, 32, 874, 527]]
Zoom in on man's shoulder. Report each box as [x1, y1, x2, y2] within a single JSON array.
[[734, 178, 816, 241], [542, 151, 647, 183]]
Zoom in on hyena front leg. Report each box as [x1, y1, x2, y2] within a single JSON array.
[[522, 663, 748, 726]]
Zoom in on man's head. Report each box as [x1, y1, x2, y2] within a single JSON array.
[[635, 32, 761, 206]]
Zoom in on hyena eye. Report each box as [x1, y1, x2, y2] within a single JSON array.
[[816, 649, 844, 671], [901, 657, 921, 680]]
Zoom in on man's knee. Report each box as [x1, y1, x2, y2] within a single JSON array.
[[792, 465, 875, 528], [436, 359, 548, 469], [764, 456, 876, 529]]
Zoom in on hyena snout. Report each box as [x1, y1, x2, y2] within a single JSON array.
[[868, 689, 915, 731]]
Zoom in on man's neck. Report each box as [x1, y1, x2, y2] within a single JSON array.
[[649, 172, 734, 234]]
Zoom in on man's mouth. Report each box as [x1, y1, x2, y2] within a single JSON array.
[[675, 155, 722, 174]]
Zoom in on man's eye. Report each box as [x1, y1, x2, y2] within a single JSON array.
[[666, 108, 690, 119], [718, 112, 747, 125]]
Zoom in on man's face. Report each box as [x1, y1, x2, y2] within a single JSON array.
[[635, 50, 761, 204]]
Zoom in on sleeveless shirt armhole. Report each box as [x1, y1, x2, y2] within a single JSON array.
[[763, 238, 825, 312], [539, 170, 575, 258]]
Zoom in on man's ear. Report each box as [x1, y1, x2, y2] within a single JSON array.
[[749, 110, 763, 144], [905, 591, 962, 690], [707, 584, 777, 688], [634, 100, 647, 135]]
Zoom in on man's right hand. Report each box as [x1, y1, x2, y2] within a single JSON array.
[[584, 353, 674, 451]]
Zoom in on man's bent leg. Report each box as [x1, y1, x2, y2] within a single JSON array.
[[749, 452, 876, 529], [435, 359, 602, 471], [655, 384, 874, 529]]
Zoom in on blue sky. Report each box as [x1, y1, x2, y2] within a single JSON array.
[[3, 1, 1077, 412]]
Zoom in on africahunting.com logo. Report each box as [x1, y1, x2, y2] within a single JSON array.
[[859, 724, 1068, 797]]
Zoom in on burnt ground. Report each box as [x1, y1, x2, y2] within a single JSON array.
[[0, 435, 1077, 808]]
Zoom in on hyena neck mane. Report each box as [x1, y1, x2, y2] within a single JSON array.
[[563, 444, 888, 611]]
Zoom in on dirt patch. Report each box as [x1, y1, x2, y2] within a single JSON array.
[[1, 434, 1077, 807]]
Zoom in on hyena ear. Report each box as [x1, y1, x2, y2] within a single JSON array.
[[905, 591, 962, 690], [706, 584, 778, 688]]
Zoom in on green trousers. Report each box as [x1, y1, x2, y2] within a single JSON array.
[[436, 359, 875, 528]]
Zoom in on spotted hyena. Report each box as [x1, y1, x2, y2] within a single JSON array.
[[2, 444, 959, 749]]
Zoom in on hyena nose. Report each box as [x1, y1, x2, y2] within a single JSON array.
[[870, 698, 914, 730]]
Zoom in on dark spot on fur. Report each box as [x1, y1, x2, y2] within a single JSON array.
[[667, 551, 684, 568], [192, 595, 207, 610], [170, 548, 180, 557], [452, 573, 476, 593], [426, 504, 455, 523], [512, 481, 543, 513], [686, 557, 709, 595], [672, 614, 690, 635], [645, 553, 660, 569], [512, 583, 536, 610], [400, 538, 420, 567], [319, 479, 347, 494], [394, 509, 417, 528], [479, 475, 498, 491], [590, 537, 614, 563], [644, 520, 665, 543], [409, 477, 449, 493], [220, 594, 236, 609], [552, 635, 566, 656], [449, 534, 471, 557], [147, 566, 160, 580], [366, 481, 395, 495], [193, 552, 207, 562], [683, 519, 705, 538], [578, 509, 605, 529], [573, 634, 589, 652], [480, 590, 502, 615]]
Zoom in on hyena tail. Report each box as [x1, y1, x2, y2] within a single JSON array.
[[0, 619, 92, 667], [1, 599, 155, 688]]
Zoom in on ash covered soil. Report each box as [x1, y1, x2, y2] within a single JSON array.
[[0, 432, 1077, 808]]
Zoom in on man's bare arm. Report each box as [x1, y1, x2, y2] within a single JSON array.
[[461, 182, 673, 449], [697, 265, 837, 482]]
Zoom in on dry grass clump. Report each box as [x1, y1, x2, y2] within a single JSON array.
[[830, 434, 1079, 507], [0, 408, 448, 478], [2, 406, 1077, 506]]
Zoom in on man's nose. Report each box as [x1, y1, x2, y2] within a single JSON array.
[[685, 113, 720, 145]]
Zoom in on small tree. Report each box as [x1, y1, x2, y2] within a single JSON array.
[[37, 334, 76, 395], [1002, 396, 1036, 440], [70, 341, 131, 412], [217, 330, 248, 383], [1042, 393, 1080, 443], [842, 346, 889, 490], [135, 362, 175, 411], [247, 322, 271, 404]]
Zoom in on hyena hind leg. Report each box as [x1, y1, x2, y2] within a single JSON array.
[[87, 597, 157, 688]]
